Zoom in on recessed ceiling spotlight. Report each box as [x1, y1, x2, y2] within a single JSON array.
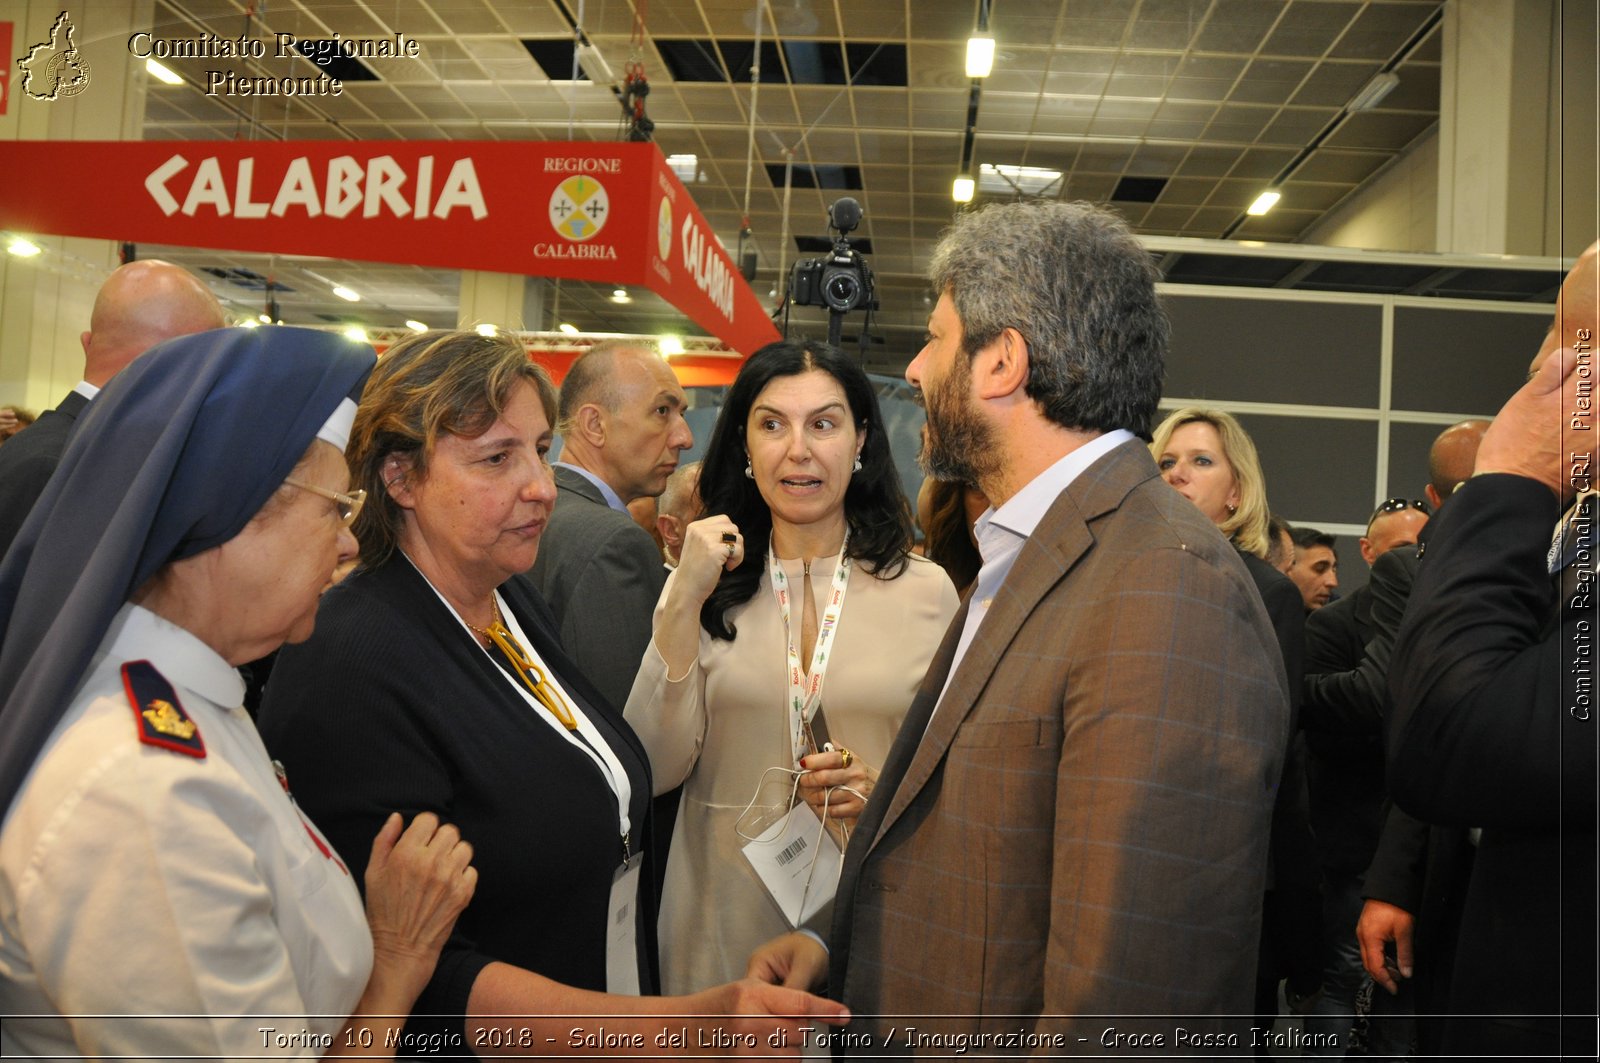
[[952, 174, 975, 203], [965, 35, 995, 78], [1348, 72, 1401, 112], [405, 320, 428, 333], [1246, 190, 1281, 216], [6, 237, 42, 257], [475, 323, 498, 336], [559, 323, 580, 335], [332, 285, 360, 302], [146, 58, 183, 85], [343, 326, 368, 343]]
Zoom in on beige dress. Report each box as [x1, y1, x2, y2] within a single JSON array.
[[625, 551, 959, 993]]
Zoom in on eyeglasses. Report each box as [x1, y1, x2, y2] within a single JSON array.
[[1370, 497, 1431, 522], [284, 477, 366, 526]]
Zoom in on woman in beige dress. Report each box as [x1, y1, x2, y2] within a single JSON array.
[[626, 339, 959, 994]]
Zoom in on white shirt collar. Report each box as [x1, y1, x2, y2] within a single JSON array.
[[100, 603, 246, 709], [72, 380, 99, 401], [974, 429, 1136, 550]]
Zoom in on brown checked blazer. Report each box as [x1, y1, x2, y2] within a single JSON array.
[[827, 440, 1288, 1053]]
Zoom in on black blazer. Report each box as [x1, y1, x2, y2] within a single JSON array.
[[0, 390, 89, 561], [1388, 477, 1596, 1056], [260, 556, 658, 1044]]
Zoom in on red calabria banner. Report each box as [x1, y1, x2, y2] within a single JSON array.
[[0, 139, 779, 354]]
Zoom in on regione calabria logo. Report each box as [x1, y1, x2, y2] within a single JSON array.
[[548, 175, 609, 241], [17, 11, 91, 101], [657, 198, 673, 261]]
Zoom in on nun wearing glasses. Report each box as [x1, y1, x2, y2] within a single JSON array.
[[0, 326, 477, 1060]]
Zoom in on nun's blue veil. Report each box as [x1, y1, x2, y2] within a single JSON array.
[[0, 326, 376, 813]]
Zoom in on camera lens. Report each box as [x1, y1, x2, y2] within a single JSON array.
[[824, 271, 861, 312]]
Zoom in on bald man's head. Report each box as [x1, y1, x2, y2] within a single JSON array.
[[80, 260, 226, 386], [1425, 419, 1491, 507]]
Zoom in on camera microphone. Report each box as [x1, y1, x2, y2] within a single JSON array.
[[828, 197, 863, 235]]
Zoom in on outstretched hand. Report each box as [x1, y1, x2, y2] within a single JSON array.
[[681, 976, 848, 1056], [746, 931, 829, 991]]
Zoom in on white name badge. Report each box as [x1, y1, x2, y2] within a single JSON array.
[[740, 803, 843, 928], [606, 852, 643, 995]]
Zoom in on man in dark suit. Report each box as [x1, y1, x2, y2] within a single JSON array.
[[1298, 423, 1482, 1057], [751, 201, 1288, 1049], [0, 260, 225, 559], [528, 341, 692, 710], [1387, 239, 1598, 1057]]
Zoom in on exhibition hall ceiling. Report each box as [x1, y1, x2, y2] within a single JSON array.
[[131, 0, 1450, 362]]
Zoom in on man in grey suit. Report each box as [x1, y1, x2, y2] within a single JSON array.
[[752, 202, 1288, 1051], [528, 341, 693, 710], [0, 260, 225, 561]]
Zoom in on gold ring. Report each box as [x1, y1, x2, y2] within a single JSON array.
[[838, 747, 853, 769]]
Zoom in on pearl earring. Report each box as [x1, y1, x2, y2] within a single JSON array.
[[744, 460, 754, 479], [852, 456, 863, 473]]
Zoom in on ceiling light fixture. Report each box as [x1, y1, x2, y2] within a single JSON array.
[[258, 313, 272, 324], [666, 155, 699, 183], [6, 237, 41, 257], [238, 319, 260, 329], [611, 288, 631, 304], [343, 326, 368, 343], [1348, 72, 1401, 113], [146, 58, 183, 85], [952, 174, 975, 203], [660, 335, 686, 356], [405, 319, 428, 333], [332, 285, 360, 302], [1246, 190, 1282, 216], [475, 323, 498, 337], [558, 322, 580, 335], [979, 162, 1064, 196], [965, 35, 995, 79]]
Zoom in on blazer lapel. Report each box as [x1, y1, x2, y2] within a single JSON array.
[[554, 463, 608, 507], [848, 594, 969, 853]]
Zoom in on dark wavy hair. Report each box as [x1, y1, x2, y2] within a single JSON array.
[[699, 339, 912, 641]]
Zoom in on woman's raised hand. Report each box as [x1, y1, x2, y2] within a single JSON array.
[[674, 515, 746, 604]]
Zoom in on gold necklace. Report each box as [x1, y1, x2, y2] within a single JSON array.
[[466, 598, 578, 730]]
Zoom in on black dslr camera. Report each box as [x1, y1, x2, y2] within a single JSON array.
[[789, 198, 875, 343]]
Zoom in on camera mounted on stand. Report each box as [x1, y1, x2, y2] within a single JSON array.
[[788, 197, 875, 349]]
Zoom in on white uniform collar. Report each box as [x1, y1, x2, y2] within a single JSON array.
[[100, 603, 246, 710]]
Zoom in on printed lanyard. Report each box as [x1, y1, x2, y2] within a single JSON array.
[[767, 535, 852, 766]]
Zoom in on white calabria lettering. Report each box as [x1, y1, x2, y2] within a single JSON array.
[[143, 154, 487, 221], [679, 216, 734, 322]]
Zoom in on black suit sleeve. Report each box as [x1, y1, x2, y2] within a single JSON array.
[[1361, 802, 1430, 913], [1302, 549, 1417, 736], [1387, 474, 1597, 827]]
